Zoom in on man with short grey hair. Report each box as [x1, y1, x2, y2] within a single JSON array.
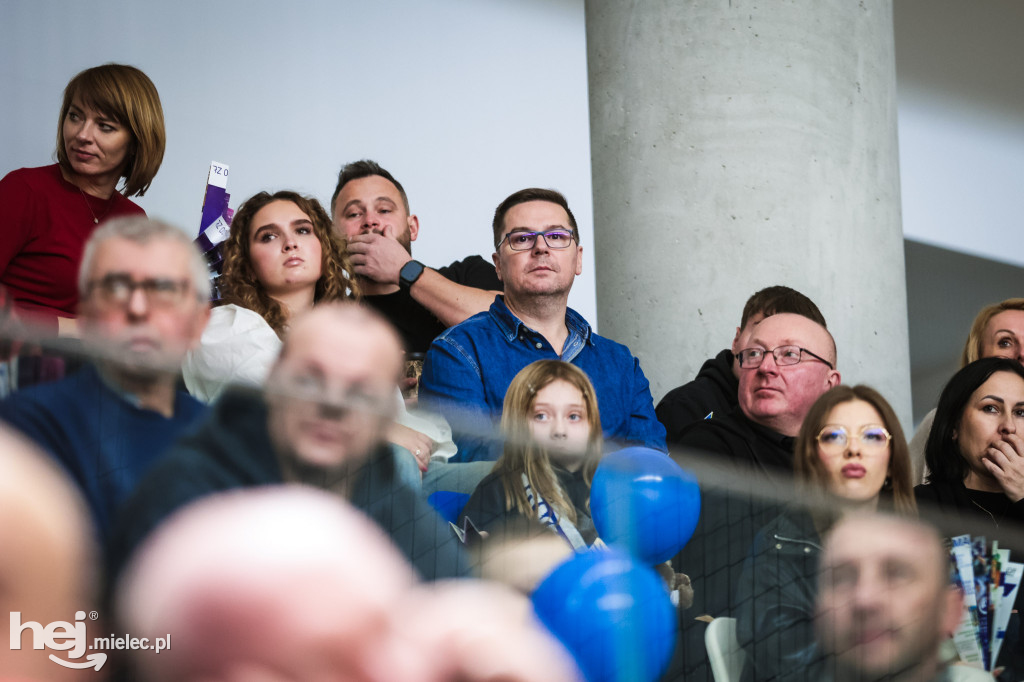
[[0, 216, 211, 541]]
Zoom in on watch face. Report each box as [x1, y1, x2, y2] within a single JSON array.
[[400, 260, 425, 288]]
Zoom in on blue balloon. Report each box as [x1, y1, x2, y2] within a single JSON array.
[[590, 446, 701, 564], [532, 549, 677, 682]]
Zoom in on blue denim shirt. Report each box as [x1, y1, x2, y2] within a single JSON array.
[[420, 296, 667, 462]]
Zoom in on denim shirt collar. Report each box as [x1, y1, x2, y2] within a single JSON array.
[[488, 295, 593, 361]]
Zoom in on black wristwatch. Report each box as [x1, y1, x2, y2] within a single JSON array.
[[399, 259, 426, 289]]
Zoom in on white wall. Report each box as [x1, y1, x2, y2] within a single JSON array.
[[6, 0, 1020, 398], [899, 86, 1024, 268], [0, 0, 598, 324], [895, 0, 1024, 269]]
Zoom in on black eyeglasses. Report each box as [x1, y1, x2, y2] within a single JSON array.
[[736, 345, 834, 370], [502, 229, 576, 251], [85, 274, 192, 309]]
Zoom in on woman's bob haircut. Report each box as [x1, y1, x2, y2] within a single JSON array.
[[56, 63, 165, 197]]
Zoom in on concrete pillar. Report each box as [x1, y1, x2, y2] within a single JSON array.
[[585, 0, 912, 430]]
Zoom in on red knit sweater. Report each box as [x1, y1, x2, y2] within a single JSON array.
[[0, 164, 145, 333]]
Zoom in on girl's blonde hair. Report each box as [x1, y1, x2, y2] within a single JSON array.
[[493, 360, 602, 524]]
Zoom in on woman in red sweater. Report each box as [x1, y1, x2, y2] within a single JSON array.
[[0, 63, 165, 336]]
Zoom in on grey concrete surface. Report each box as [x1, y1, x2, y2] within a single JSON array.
[[585, 0, 912, 430]]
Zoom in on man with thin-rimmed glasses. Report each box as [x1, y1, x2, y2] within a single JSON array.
[[680, 311, 841, 474], [656, 285, 828, 442], [0, 216, 211, 542], [671, 312, 841, 682], [420, 187, 666, 463]]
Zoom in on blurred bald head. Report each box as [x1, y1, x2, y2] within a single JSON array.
[[117, 486, 417, 682], [265, 303, 404, 490], [276, 302, 404, 376], [399, 580, 582, 682], [0, 426, 97, 681]]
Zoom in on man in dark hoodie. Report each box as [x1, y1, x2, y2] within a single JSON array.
[[108, 303, 467, 583], [670, 312, 840, 682], [656, 285, 826, 442]]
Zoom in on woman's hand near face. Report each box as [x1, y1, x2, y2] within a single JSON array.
[[982, 432, 1024, 502]]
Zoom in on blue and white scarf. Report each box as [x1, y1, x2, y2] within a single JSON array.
[[522, 473, 590, 551]]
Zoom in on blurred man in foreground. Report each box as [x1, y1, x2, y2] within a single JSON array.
[[816, 514, 976, 682], [110, 303, 465, 582], [0, 217, 210, 541], [118, 487, 581, 682]]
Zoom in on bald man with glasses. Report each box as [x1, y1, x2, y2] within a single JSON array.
[[682, 312, 840, 472], [670, 312, 841, 682]]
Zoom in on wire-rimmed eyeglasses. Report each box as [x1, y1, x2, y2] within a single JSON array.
[[736, 345, 834, 370], [816, 425, 892, 454]]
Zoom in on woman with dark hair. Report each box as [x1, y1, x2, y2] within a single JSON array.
[[183, 190, 357, 402], [916, 357, 1024, 524], [909, 298, 1024, 481], [915, 357, 1024, 678], [735, 384, 916, 682], [0, 63, 165, 335]]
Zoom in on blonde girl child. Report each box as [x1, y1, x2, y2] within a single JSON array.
[[459, 360, 603, 550]]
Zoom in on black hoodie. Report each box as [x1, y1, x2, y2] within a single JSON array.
[[657, 348, 739, 444], [107, 388, 469, 586]]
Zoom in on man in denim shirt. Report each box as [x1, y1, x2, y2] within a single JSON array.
[[419, 188, 666, 463]]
